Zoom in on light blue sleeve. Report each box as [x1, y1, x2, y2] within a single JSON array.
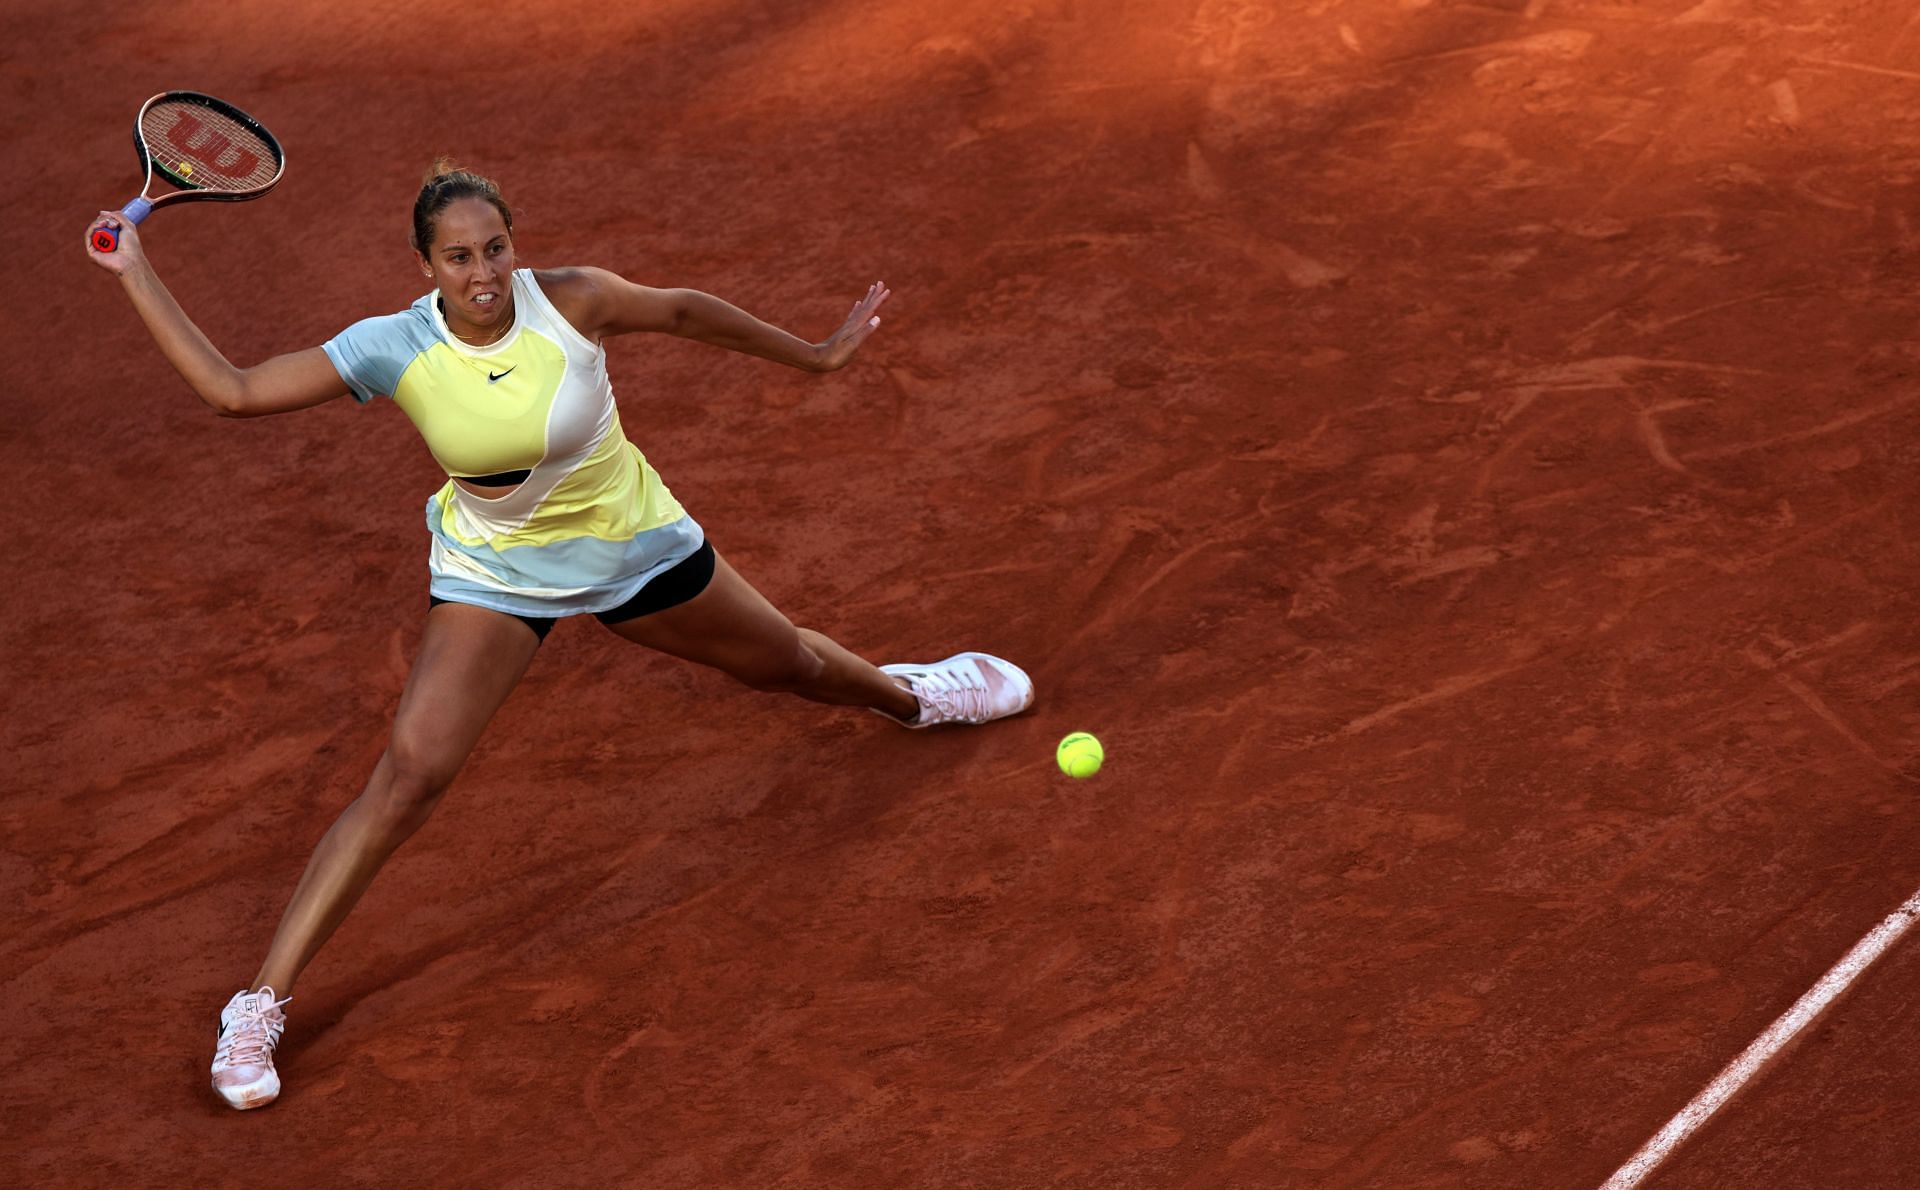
[[321, 310, 435, 404]]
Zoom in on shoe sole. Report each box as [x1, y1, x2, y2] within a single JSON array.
[[214, 1071, 280, 1110]]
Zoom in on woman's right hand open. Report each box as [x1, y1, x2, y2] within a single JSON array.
[[86, 210, 146, 277]]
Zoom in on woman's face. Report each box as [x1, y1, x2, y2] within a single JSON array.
[[416, 196, 516, 332]]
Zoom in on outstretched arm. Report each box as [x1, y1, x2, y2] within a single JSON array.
[[549, 266, 890, 373], [86, 211, 348, 419]]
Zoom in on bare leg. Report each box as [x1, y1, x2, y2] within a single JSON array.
[[247, 604, 542, 996], [603, 550, 920, 719]]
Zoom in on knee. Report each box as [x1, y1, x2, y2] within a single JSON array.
[[733, 634, 825, 694], [370, 734, 463, 821]]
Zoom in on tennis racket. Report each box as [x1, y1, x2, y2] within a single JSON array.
[[91, 91, 285, 253]]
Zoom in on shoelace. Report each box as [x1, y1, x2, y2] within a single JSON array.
[[915, 665, 992, 724], [215, 989, 291, 1068]]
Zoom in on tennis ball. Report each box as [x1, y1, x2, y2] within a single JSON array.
[[1057, 732, 1103, 778]]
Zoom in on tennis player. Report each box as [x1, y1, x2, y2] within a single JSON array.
[[85, 161, 1033, 1110]]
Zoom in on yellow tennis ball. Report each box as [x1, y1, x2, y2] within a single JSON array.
[[1057, 732, 1103, 778]]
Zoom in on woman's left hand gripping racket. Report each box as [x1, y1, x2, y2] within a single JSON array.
[[91, 90, 285, 253]]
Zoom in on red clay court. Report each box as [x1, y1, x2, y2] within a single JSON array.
[[11, 0, 1920, 1185]]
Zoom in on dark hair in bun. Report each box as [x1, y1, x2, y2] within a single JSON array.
[[411, 157, 513, 253]]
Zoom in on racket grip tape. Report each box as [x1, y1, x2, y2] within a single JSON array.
[[91, 197, 154, 253]]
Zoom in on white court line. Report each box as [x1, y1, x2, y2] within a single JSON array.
[[1602, 889, 1920, 1189]]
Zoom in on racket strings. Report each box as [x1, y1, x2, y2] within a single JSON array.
[[140, 102, 280, 192]]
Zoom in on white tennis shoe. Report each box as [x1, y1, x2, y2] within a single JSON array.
[[880, 651, 1034, 728], [210, 986, 290, 1110]]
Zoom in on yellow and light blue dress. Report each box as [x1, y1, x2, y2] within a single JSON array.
[[322, 268, 703, 617]]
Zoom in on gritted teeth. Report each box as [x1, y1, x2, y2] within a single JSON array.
[[474, 293, 496, 304]]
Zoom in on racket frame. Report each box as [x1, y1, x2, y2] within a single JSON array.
[[93, 90, 286, 252]]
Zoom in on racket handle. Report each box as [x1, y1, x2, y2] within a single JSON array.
[[91, 197, 154, 253]]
